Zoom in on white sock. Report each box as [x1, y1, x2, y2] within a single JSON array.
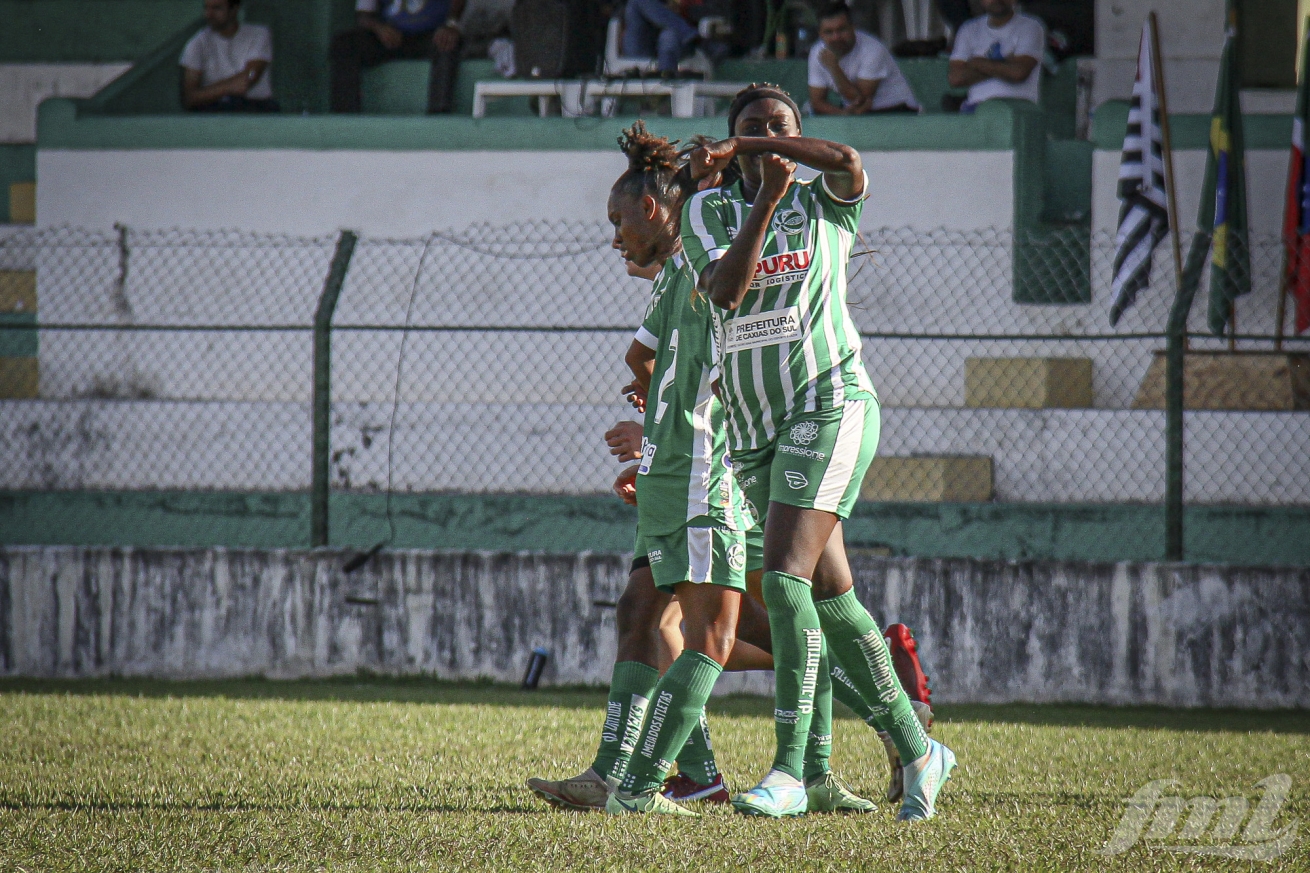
[[760, 768, 803, 790]]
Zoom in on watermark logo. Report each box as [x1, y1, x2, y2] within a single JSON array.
[[1102, 775, 1298, 860]]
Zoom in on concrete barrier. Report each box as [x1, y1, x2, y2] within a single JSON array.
[[0, 546, 1305, 708]]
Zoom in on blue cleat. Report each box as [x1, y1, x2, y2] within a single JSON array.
[[731, 773, 809, 817], [896, 738, 956, 821]]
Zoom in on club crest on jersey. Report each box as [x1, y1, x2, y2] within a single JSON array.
[[771, 208, 806, 236], [785, 471, 808, 490], [726, 543, 746, 572], [790, 421, 820, 446]]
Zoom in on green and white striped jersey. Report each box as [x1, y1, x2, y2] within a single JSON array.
[[681, 174, 877, 452], [634, 254, 752, 537]]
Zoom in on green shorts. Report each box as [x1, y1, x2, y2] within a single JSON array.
[[733, 397, 880, 533], [639, 516, 748, 594]]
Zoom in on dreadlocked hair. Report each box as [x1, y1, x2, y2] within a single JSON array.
[[614, 120, 698, 209]]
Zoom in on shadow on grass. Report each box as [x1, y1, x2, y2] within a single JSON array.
[[1, 676, 1307, 734]]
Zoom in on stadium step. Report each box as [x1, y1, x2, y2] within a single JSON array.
[[965, 356, 1094, 409], [860, 456, 994, 503]]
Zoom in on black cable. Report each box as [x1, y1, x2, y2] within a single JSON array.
[[342, 232, 436, 578]]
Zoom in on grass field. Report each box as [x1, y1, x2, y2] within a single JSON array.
[[0, 678, 1305, 872]]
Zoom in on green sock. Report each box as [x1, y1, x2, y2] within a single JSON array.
[[803, 637, 833, 782], [591, 660, 659, 780], [673, 707, 718, 785], [814, 589, 929, 765], [830, 659, 885, 728], [620, 651, 723, 795], [762, 570, 824, 781]]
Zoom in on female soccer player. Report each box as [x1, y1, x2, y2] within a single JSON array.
[[682, 85, 956, 821]]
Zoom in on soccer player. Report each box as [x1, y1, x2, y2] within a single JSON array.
[[528, 123, 753, 814], [682, 85, 957, 821]]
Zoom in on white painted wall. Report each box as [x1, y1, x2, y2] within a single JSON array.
[[0, 64, 129, 143], [1091, 147, 1287, 335], [35, 148, 1013, 234], [5, 398, 1306, 504], [1093, 0, 1227, 113]]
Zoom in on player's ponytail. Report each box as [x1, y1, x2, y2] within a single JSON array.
[[614, 120, 698, 212]]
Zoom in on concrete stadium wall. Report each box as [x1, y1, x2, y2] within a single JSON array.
[[2, 545, 1306, 708], [34, 148, 1014, 235]]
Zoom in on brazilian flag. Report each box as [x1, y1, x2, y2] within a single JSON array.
[[1205, 25, 1251, 336]]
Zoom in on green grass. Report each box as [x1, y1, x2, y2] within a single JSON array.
[[0, 678, 1306, 871]]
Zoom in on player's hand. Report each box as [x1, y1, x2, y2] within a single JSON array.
[[621, 380, 647, 413], [613, 465, 639, 505], [432, 25, 460, 52], [759, 153, 795, 203], [689, 139, 736, 181], [605, 420, 644, 461], [375, 23, 404, 49]]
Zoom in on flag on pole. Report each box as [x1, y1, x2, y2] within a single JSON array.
[[1109, 17, 1169, 326], [1205, 24, 1251, 337], [1283, 18, 1310, 335]]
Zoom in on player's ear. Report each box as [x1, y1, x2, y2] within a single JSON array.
[[642, 194, 659, 221]]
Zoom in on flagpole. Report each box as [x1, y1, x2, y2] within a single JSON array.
[[1150, 12, 1187, 347], [1151, 11, 1187, 561]]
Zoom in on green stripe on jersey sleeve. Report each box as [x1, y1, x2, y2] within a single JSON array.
[[680, 189, 735, 277], [813, 170, 868, 233]]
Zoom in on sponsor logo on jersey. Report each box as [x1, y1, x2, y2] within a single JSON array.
[[790, 421, 819, 446], [749, 250, 811, 290], [648, 549, 663, 563], [637, 440, 657, 476], [785, 471, 808, 490], [771, 208, 806, 236], [779, 444, 826, 460], [722, 455, 733, 469], [723, 305, 802, 354], [726, 542, 746, 572]]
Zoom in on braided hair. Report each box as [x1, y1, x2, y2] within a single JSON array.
[[613, 120, 698, 209]]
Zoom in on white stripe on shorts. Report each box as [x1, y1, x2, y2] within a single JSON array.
[[687, 527, 714, 585], [813, 400, 866, 513]]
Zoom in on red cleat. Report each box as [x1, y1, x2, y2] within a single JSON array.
[[661, 772, 730, 804], [884, 623, 932, 717]]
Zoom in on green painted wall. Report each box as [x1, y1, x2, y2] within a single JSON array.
[[2, 490, 1306, 566], [0, 0, 199, 63], [40, 94, 1029, 151]]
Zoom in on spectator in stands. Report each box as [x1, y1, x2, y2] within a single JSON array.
[[180, 0, 277, 112], [330, 0, 467, 114], [946, 0, 1044, 113], [807, 2, 920, 115], [622, 0, 699, 74]]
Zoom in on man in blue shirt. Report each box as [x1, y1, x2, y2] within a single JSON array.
[[330, 0, 467, 113]]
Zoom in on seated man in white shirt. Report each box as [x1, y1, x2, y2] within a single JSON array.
[[808, 2, 920, 115], [180, 0, 277, 112], [947, 0, 1044, 113]]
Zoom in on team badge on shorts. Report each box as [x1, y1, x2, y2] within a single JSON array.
[[790, 421, 819, 446], [785, 471, 808, 489], [727, 543, 746, 572]]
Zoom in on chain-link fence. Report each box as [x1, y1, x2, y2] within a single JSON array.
[[2, 222, 1306, 539]]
